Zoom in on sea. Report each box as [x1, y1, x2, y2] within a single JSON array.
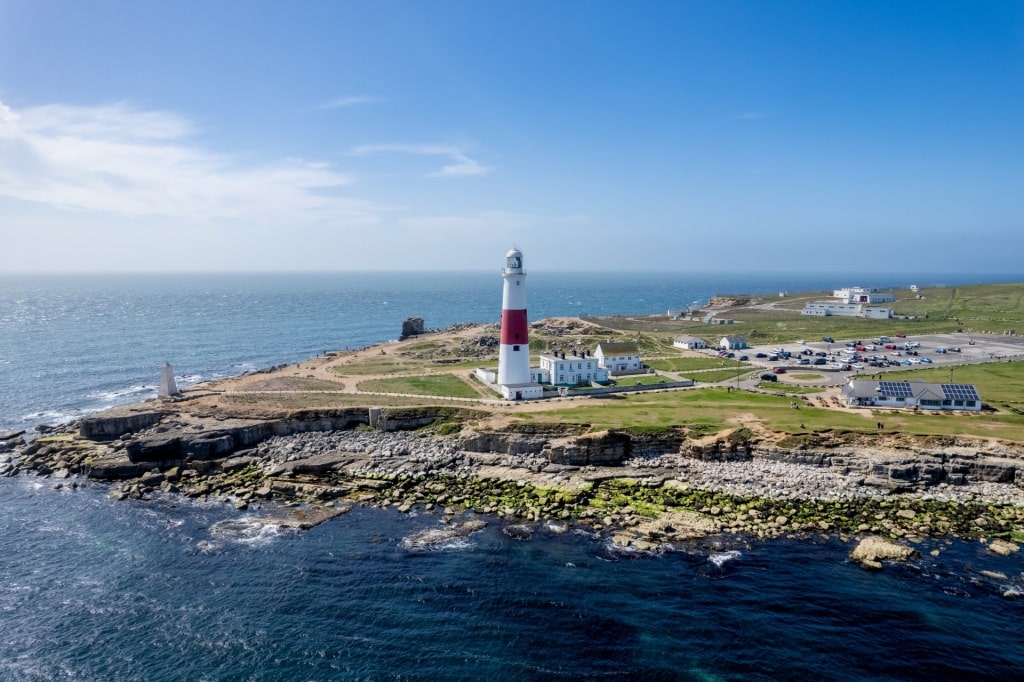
[[2, 270, 1024, 680]]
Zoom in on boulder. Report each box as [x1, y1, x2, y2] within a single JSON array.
[[987, 539, 1020, 556], [850, 536, 918, 568]]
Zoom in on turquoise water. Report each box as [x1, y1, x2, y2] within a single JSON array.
[[2, 271, 1024, 679]]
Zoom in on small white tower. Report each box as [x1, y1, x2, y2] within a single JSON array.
[[158, 362, 180, 398], [497, 247, 531, 387]]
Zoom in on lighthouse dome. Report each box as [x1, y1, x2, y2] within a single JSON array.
[[504, 248, 523, 271]]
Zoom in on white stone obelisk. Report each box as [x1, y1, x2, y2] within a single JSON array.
[[158, 362, 180, 398], [497, 248, 531, 386]]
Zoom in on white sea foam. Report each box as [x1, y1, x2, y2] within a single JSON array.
[[88, 384, 156, 402], [210, 517, 290, 546], [709, 550, 742, 568], [401, 528, 474, 551]]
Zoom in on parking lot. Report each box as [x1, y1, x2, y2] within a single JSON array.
[[716, 331, 1024, 385]]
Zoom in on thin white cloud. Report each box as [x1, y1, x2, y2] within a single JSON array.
[[351, 143, 490, 177], [732, 111, 767, 120], [319, 95, 381, 110], [0, 99, 381, 224]]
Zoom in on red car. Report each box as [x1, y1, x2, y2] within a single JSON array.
[[772, 367, 787, 374], [884, 344, 896, 350], [895, 332, 906, 338]]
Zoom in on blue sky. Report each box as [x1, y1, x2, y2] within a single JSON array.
[[0, 1, 1021, 273]]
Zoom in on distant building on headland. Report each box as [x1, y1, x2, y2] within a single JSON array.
[[832, 286, 896, 304], [802, 302, 893, 319]]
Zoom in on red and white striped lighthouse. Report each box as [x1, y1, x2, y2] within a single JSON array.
[[497, 247, 531, 386]]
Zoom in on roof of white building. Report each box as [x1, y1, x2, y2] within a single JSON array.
[[595, 342, 639, 356]]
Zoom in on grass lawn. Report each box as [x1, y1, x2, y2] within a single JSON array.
[[788, 373, 825, 381], [330, 358, 416, 376], [646, 357, 746, 371], [241, 376, 346, 392], [357, 374, 482, 398], [762, 383, 826, 394], [613, 374, 672, 386], [687, 368, 753, 383]]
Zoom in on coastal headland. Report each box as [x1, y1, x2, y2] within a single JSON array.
[[5, 282, 1024, 567]]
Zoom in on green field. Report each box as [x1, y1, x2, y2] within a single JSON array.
[[613, 374, 672, 386], [354, 372, 481, 399], [587, 283, 1024, 348], [687, 368, 753, 383], [646, 356, 746, 372], [357, 374, 482, 398]]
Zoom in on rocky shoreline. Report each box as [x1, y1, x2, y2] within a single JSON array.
[[4, 410, 1024, 570]]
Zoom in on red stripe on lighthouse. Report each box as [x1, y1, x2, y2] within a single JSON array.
[[500, 309, 528, 344]]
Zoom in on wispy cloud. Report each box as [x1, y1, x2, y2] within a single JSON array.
[[351, 143, 490, 177], [732, 111, 767, 120], [0, 99, 380, 224], [319, 95, 381, 110]]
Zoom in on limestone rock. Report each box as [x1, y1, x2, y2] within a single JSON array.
[[987, 539, 1020, 556], [850, 536, 918, 567]]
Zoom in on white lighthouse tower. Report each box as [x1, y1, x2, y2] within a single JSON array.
[[497, 247, 533, 391]]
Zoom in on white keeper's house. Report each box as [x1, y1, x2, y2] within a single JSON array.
[[594, 341, 642, 372], [673, 335, 707, 350], [538, 350, 609, 386]]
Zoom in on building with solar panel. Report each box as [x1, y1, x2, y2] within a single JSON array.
[[841, 379, 982, 411]]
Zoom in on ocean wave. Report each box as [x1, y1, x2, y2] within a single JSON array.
[[18, 409, 79, 426], [402, 527, 478, 552], [88, 384, 157, 402], [709, 550, 742, 568], [209, 517, 293, 546]]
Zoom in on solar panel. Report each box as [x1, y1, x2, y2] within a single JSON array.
[[879, 380, 913, 397], [941, 384, 979, 401]]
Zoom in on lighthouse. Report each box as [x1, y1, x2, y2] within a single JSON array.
[[497, 247, 531, 388]]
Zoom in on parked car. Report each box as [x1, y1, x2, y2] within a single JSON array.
[[935, 347, 946, 353], [822, 336, 835, 343], [895, 332, 906, 338], [772, 367, 786, 374], [884, 344, 896, 350], [798, 358, 810, 365], [739, 355, 749, 361], [760, 373, 778, 382], [797, 339, 806, 344], [725, 352, 736, 358], [812, 358, 827, 365], [949, 347, 961, 352], [814, 351, 827, 357], [919, 357, 933, 363], [755, 352, 767, 358], [768, 354, 779, 361]]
